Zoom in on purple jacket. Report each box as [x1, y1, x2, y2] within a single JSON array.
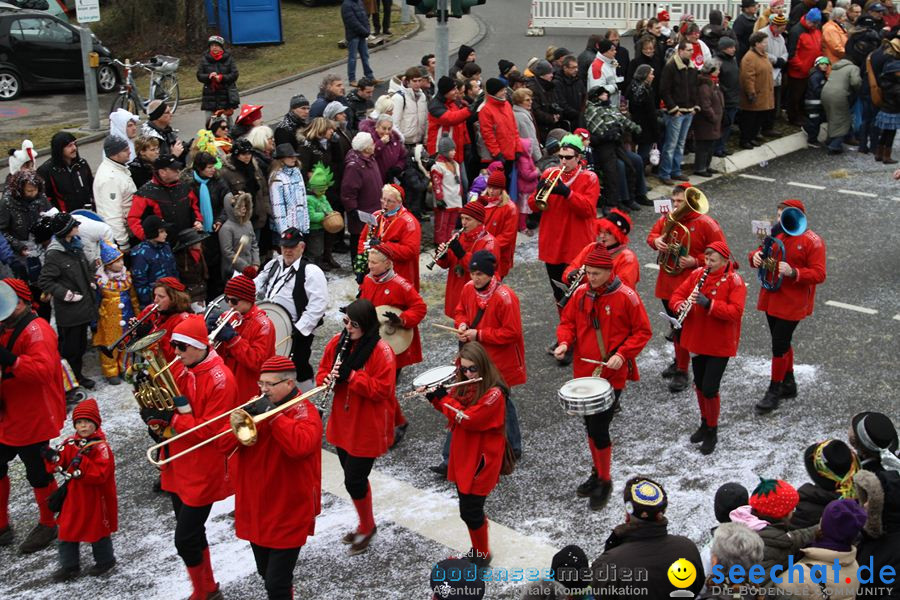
[[373, 129, 407, 181], [341, 150, 383, 234]]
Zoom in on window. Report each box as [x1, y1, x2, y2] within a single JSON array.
[[10, 18, 75, 44]]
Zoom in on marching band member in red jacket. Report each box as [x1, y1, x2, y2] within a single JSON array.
[[0, 278, 66, 554], [554, 246, 652, 511], [564, 209, 641, 290], [212, 275, 276, 401], [356, 184, 423, 290], [132, 276, 193, 362], [478, 170, 519, 279], [426, 342, 507, 569], [140, 315, 239, 600], [42, 399, 117, 581], [670, 242, 746, 455], [749, 199, 826, 415], [435, 201, 495, 318], [219, 356, 322, 600], [316, 299, 396, 556], [646, 183, 725, 393], [359, 247, 427, 447]]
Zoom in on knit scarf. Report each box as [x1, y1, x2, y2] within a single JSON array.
[[209, 48, 224, 61], [193, 171, 215, 232], [473, 276, 499, 309], [368, 268, 395, 284], [61, 236, 83, 252]]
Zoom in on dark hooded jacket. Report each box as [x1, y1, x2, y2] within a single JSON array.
[[273, 111, 308, 151], [854, 470, 900, 598], [701, 10, 736, 50], [36, 132, 94, 212], [553, 69, 586, 128], [450, 44, 475, 80], [196, 49, 239, 112], [789, 482, 841, 529], [0, 170, 52, 253], [38, 235, 98, 327]]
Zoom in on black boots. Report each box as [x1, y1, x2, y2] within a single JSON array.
[[689, 419, 708, 444], [576, 469, 599, 498], [589, 479, 613, 511], [781, 371, 797, 399], [661, 361, 679, 378], [700, 427, 718, 455], [669, 370, 690, 393], [755, 381, 782, 415]]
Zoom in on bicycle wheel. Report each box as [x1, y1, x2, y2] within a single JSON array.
[[152, 74, 179, 114], [110, 93, 139, 116]]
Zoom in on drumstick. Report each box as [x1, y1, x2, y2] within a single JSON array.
[[580, 357, 607, 367], [275, 335, 292, 352], [432, 323, 463, 334], [232, 234, 251, 267]]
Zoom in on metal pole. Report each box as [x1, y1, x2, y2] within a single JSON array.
[[401, 0, 410, 24], [79, 25, 100, 131], [435, 0, 449, 79]]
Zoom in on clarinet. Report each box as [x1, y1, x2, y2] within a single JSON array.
[[426, 229, 463, 270], [671, 267, 711, 330], [319, 331, 350, 410]]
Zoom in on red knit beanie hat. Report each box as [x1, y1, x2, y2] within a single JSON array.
[[224, 275, 256, 304], [1, 278, 31, 304], [261, 356, 296, 373], [460, 202, 486, 222], [583, 245, 613, 269], [72, 398, 101, 427], [486, 170, 506, 190]]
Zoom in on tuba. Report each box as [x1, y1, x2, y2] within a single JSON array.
[[125, 330, 181, 412], [758, 207, 807, 291], [532, 168, 564, 211], [656, 187, 709, 275]]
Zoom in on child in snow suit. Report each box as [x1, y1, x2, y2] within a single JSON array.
[[305, 163, 337, 269], [93, 242, 140, 384], [129, 215, 178, 308], [218, 191, 259, 281], [430, 136, 465, 245], [804, 57, 830, 145]]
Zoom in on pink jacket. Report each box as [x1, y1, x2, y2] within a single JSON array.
[[515, 138, 539, 206]]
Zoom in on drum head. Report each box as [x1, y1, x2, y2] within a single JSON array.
[[559, 377, 612, 399], [376, 304, 414, 354], [126, 329, 167, 353], [411, 365, 457, 389], [258, 301, 293, 357], [204, 294, 226, 321]]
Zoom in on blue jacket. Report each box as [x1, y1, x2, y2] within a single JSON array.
[[130, 240, 178, 306], [341, 0, 370, 40]]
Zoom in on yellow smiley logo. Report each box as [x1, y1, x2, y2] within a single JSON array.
[[667, 558, 697, 589]]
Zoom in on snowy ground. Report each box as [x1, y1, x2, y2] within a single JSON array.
[[1, 150, 898, 599]]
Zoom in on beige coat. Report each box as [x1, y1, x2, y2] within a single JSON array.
[[775, 546, 860, 600], [740, 46, 776, 111]]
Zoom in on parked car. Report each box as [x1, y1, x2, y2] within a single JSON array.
[[0, 6, 117, 100]]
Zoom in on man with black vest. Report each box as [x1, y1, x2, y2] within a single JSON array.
[[254, 228, 328, 392], [127, 155, 202, 242]]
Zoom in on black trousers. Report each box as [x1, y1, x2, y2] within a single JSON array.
[[58, 323, 88, 379], [739, 110, 765, 145], [0, 441, 52, 487], [336, 447, 375, 500], [290, 330, 315, 381], [765, 314, 800, 357], [170, 493, 213, 567], [250, 543, 302, 600], [202, 236, 224, 301], [371, 0, 393, 34], [594, 142, 620, 208], [691, 354, 730, 398], [545, 262, 567, 304], [583, 389, 622, 449], [762, 85, 782, 131], [457, 488, 487, 530], [693, 139, 715, 173]]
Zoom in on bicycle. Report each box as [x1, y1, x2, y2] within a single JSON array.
[[110, 55, 180, 116]]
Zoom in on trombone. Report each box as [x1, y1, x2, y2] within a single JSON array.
[[145, 386, 326, 466]]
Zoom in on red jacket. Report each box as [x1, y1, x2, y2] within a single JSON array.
[[787, 18, 823, 79], [646, 211, 725, 300], [127, 179, 202, 241], [356, 207, 422, 290], [317, 335, 396, 458], [436, 227, 495, 318], [218, 305, 276, 401], [45, 431, 117, 543], [220, 393, 322, 549], [427, 99, 471, 159], [480, 194, 518, 279], [431, 386, 506, 496], [564, 242, 641, 290], [359, 272, 426, 369], [162, 350, 239, 506], [671, 266, 746, 357], [453, 280, 527, 387], [478, 95, 518, 159], [528, 166, 600, 265], [0, 315, 65, 446], [750, 229, 826, 321], [556, 280, 652, 390]]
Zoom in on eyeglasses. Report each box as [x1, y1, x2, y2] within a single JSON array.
[[558, 154, 577, 161], [172, 341, 190, 351], [460, 365, 479, 374], [342, 316, 361, 329], [225, 296, 241, 305], [257, 378, 288, 389]]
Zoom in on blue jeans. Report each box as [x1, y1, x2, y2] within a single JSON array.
[[659, 112, 693, 179], [857, 96, 881, 152], [715, 107, 739, 155], [441, 392, 523, 463], [346, 36, 374, 82], [59, 537, 114, 569]]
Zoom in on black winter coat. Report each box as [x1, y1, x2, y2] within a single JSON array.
[[0, 191, 51, 252], [717, 51, 741, 109], [180, 170, 229, 231], [219, 154, 270, 230], [625, 80, 660, 144], [879, 62, 900, 114], [626, 52, 663, 98], [526, 76, 559, 143], [553, 71, 586, 129], [659, 56, 699, 111], [789, 483, 840, 529], [128, 157, 155, 190], [756, 518, 818, 586], [196, 50, 239, 112], [341, 0, 370, 41], [36, 132, 94, 212], [38, 237, 98, 327], [733, 12, 758, 61], [274, 111, 308, 151]]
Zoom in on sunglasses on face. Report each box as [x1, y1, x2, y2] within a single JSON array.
[[225, 296, 241, 305], [460, 365, 479, 374], [342, 316, 361, 329], [558, 154, 577, 161], [172, 341, 190, 351]]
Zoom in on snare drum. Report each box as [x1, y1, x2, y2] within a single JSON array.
[[558, 377, 614, 416], [411, 365, 457, 390]]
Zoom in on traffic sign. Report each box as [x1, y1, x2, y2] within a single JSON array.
[[76, 0, 101, 24]]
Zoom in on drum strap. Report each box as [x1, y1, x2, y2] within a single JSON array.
[[592, 315, 608, 361], [458, 308, 486, 352]]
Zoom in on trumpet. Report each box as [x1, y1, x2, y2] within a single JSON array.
[[757, 207, 807, 291], [146, 386, 326, 466], [400, 377, 483, 399], [100, 304, 159, 357], [656, 187, 709, 275], [208, 308, 243, 349], [557, 267, 585, 309], [533, 168, 564, 211], [426, 229, 462, 270]]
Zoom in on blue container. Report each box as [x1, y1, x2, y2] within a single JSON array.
[[205, 0, 218, 26], [217, 0, 284, 45]]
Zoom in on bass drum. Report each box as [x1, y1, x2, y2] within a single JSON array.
[[258, 301, 293, 357]]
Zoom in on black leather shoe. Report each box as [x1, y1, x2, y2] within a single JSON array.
[[576, 470, 599, 497], [635, 195, 654, 206], [623, 200, 642, 211], [0, 525, 13, 546], [79, 377, 96, 390], [689, 419, 708, 444], [19, 523, 56, 554], [589, 479, 613, 511], [668, 371, 690, 393], [661, 361, 679, 379], [429, 463, 448, 477], [700, 426, 718, 455], [754, 381, 782, 415], [88, 559, 116, 576], [781, 372, 797, 399], [51, 566, 80, 582]]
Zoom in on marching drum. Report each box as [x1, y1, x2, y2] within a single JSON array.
[[558, 377, 614, 416], [257, 301, 294, 357], [411, 365, 457, 390]]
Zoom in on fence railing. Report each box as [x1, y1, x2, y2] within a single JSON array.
[[527, 1, 739, 35]]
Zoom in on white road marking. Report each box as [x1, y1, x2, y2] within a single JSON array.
[[838, 189, 877, 198], [739, 174, 776, 182], [322, 450, 558, 572], [787, 181, 826, 190], [825, 300, 878, 315], [644, 263, 660, 271], [892, 197, 900, 203], [893, 314, 900, 321]]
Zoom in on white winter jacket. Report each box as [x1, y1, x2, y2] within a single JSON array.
[[391, 82, 428, 145], [92, 156, 136, 249]]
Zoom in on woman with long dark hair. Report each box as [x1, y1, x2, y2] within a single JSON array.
[[316, 299, 396, 556], [426, 341, 507, 568]]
